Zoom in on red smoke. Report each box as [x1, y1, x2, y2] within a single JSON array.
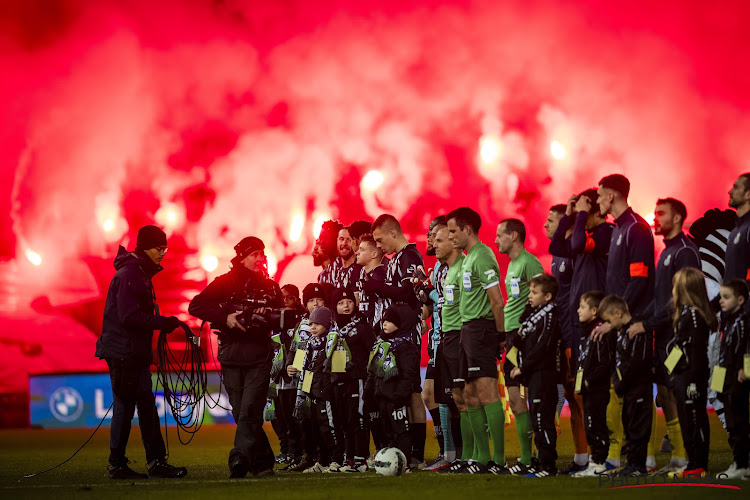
[[2, 0, 749, 300]]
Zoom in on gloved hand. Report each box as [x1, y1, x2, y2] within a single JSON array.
[[686, 383, 699, 400], [161, 316, 182, 333]]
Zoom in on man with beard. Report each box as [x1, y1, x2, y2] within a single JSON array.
[[628, 198, 699, 474], [314, 220, 343, 285], [331, 226, 363, 289], [725, 173, 750, 288]]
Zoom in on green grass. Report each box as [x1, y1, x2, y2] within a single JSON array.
[[1, 414, 747, 499]]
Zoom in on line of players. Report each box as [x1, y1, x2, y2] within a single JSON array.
[[266, 172, 750, 478]]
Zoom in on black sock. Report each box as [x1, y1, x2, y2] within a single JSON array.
[[429, 408, 444, 455], [450, 416, 462, 459], [411, 423, 427, 461]]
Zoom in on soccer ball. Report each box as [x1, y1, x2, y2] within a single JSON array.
[[373, 447, 407, 476]]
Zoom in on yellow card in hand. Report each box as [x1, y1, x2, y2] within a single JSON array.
[[507, 346, 519, 367], [664, 345, 683, 374], [292, 350, 306, 370], [744, 355, 750, 377], [332, 350, 347, 373], [711, 366, 726, 393], [575, 369, 584, 393], [301, 370, 314, 393]]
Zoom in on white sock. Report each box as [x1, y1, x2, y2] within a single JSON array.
[[574, 453, 589, 466], [606, 458, 620, 468], [646, 456, 656, 469], [445, 451, 456, 462]]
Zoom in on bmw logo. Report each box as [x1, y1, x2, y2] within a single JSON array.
[[49, 387, 84, 423]]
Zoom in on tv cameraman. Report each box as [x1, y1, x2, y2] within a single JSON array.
[[188, 236, 283, 478]]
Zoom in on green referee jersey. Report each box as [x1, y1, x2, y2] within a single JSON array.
[[459, 242, 501, 322], [504, 248, 544, 331], [441, 253, 466, 332]]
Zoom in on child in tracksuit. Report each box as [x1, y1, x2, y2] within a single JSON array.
[[330, 287, 375, 472], [509, 274, 562, 477], [287, 306, 342, 473], [716, 279, 750, 479], [572, 290, 614, 477], [669, 268, 715, 478], [280, 283, 327, 472], [598, 295, 652, 477], [364, 303, 420, 466]]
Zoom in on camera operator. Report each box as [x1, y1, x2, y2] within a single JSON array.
[[188, 236, 283, 478], [95, 224, 187, 480]]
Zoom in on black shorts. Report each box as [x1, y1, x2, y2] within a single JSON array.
[[441, 330, 464, 388], [459, 319, 499, 380], [425, 357, 435, 380], [653, 328, 674, 388], [434, 341, 455, 403]]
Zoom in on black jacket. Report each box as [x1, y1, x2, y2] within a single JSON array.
[[96, 246, 174, 364], [613, 321, 653, 396], [333, 314, 375, 382], [606, 208, 655, 318], [718, 309, 748, 389], [669, 305, 710, 378], [577, 319, 615, 392], [724, 210, 750, 284], [304, 336, 334, 400], [188, 265, 282, 366], [517, 302, 562, 381]]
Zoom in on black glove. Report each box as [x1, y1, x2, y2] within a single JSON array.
[[161, 316, 181, 333]]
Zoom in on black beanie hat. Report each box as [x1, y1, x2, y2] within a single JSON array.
[[234, 236, 265, 259], [303, 283, 327, 305], [382, 306, 402, 329], [309, 307, 333, 330], [331, 287, 356, 307], [136, 225, 167, 251]]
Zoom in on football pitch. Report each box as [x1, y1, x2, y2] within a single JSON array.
[[1, 414, 747, 499]]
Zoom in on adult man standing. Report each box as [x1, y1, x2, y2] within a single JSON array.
[[189, 236, 283, 478], [446, 207, 505, 474], [314, 220, 343, 285], [725, 173, 750, 287], [331, 226, 363, 289], [495, 218, 543, 474], [95, 225, 187, 479], [629, 198, 700, 474], [369, 214, 427, 467]]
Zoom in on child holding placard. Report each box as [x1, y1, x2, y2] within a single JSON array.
[[715, 279, 750, 480], [667, 268, 716, 478]]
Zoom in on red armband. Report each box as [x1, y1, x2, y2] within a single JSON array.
[[629, 262, 648, 278]]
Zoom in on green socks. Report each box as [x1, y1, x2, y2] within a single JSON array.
[[467, 407, 491, 465], [459, 411, 475, 462], [516, 411, 533, 466], [484, 401, 506, 465]]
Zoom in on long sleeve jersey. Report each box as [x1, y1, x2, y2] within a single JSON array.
[[613, 321, 653, 396], [577, 319, 615, 392], [517, 302, 562, 378], [669, 305, 710, 378]]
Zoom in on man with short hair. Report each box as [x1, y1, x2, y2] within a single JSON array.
[[331, 226, 362, 289], [445, 207, 505, 474], [96, 225, 187, 480], [495, 218, 543, 474], [355, 234, 387, 334], [368, 213, 427, 467], [725, 173, 750, 287], [629, 197, 700, 474]]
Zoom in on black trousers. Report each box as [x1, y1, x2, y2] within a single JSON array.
[[526, 370, 558, 468], [276, 388, 304, 458], [621, 382, 652, 469], [105, 358, 166, 467], [222, 359, 275, 473], [673, 372, 710, 470], [333, 379, 370, 461], [583, 389, 610, 464], [720, 381, 750, 469], [379, 399, 412, 463], [311, 397, 342, 465]]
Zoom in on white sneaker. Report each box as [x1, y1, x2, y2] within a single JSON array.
[[323, 462, 342, 473], [425, 456, 451, 471], [303, 462, 325, 473], [717, 463, 749, 479], [339, 462, 368, 473], [572, 462, 607, 478]]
